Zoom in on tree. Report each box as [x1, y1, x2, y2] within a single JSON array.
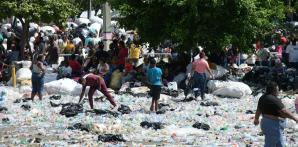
[[0, 0, 79, 59], [109, 0, 286, 53]]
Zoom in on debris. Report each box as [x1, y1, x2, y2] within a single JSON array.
[[60, 103, 83, 117], [140, 121, 164, 130], [192, 122, 210, 131], [21, 104, 31, 111], [98, 134, 126, 142]]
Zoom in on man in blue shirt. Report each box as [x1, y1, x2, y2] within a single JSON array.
[[146, 58, 162, 112]]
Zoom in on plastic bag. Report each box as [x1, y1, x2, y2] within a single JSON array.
[[16, 68, 32, 80]]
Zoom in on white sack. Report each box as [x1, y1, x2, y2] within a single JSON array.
[[16, 68, 32, 80], [208, 80, 252, 98], [213, 86, 245, 98], [205, 65, 228, 79]]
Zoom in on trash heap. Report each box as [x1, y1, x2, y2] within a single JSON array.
[[0, 80, 298, 146]]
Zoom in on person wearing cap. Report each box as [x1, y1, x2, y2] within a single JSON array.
[[254, 82, 298, 147], [192, 51, 214, 100], [146, 58, 162, 112], [78, 73, 117, 110]]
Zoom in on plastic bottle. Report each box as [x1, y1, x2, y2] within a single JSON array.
[[295, 96, 298, 113]]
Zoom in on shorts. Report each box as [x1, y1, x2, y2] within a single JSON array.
[[32, 73, 44, 93], [149, 85, 161, 100]]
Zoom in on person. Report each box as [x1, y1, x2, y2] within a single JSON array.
[[68, 54, 82, 77], [254, 82, 298, 147], [64, 40, 75, 54], [192, 52, 214, 100], [146, 58, 162, 112], [97, 58, 110, 83], [56, 60, 72, 80], [286, 38, 298, 70], [31, 54, 46, 101], [162, 66, 174, 86], [117, 41, 128, 71], [78, 74, 117, 110]]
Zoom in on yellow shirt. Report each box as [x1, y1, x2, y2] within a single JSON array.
[[129, 44, 140, 59], [64, 43, 75, 53]]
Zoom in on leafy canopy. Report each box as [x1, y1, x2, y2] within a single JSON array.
[[109, 0, 286, 53]]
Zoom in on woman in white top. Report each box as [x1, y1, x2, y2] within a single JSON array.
[[31, 54, 46, 101]]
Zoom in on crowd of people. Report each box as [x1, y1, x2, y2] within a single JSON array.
[[1, 23, 298, 146]]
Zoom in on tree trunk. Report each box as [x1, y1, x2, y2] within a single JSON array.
[[19, 19, 29, 60]]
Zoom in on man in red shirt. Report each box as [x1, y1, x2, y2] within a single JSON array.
[[68, 54, 82, 77], [78, 73, 117, 109], [117, 41, 128, 71]]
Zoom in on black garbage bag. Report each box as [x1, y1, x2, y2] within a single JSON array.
[[161, 87, 179, 97], [87, 109, 119, 117], [13, 99, 22, 103], [156, 109, 167, 114], [200, 101, 219, 107], [0, 106, 8, 113], [158, 103, 170, 109], [49, 95, 61, 100], [246, 110, 254, 114], [60, 103, 83, 117], [27, 137, 42, 143], [50, 101, 61, 107], [14, 98, 32, 103], [192, 122, 210, 131], [68, 123, 90, 132], [98, 134, 126, 142], [181, 97, 196, 102], [118, 105, 132, 114], [21, 104, 31, 111], [140, 121, 164, 130], [2, 118, 9, 123]]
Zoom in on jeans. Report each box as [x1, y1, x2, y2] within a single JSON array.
[[31, 73, 44, 94], [193, 72, 207, 99], [261, 116, 286, 147]]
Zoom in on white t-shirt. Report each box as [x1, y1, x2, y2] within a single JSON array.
[[286, 44, 298, 63]]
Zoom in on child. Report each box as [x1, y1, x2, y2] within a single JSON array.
[[146, 58, 162, 112]]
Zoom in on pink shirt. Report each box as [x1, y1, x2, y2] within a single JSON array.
[[276, 45, 282, 59], [192, 59, 209, 73]]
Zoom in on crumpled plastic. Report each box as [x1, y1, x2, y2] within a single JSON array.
[[192, 122, 210, 131], [98, 134, 126, 142], [60, 103, 83, 117], [117, 104, 131, 114], [68, 123, 90, 132], [140, 121, 165, 130]]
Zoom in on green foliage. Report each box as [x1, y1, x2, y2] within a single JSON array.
[[109, 0, 286, 53], [0, 0, 78, 26]]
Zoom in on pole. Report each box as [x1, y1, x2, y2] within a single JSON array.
[[103, 2, 112, 51], [87, 0, 92, 19], [12, 65, 16, 88]]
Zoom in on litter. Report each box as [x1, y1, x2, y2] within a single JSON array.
[[68, 123, 90, 132], [98, 134, 126, 142], [0, 106, 8, 113], [117, 104, 132, 114], [60, 103, 83, 117], [21, 104, 31, 111], [140, 121, 165, 130], [87, 109, 119, 117], [49, 95, 61, 100], [192, 122, 210, 131]]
